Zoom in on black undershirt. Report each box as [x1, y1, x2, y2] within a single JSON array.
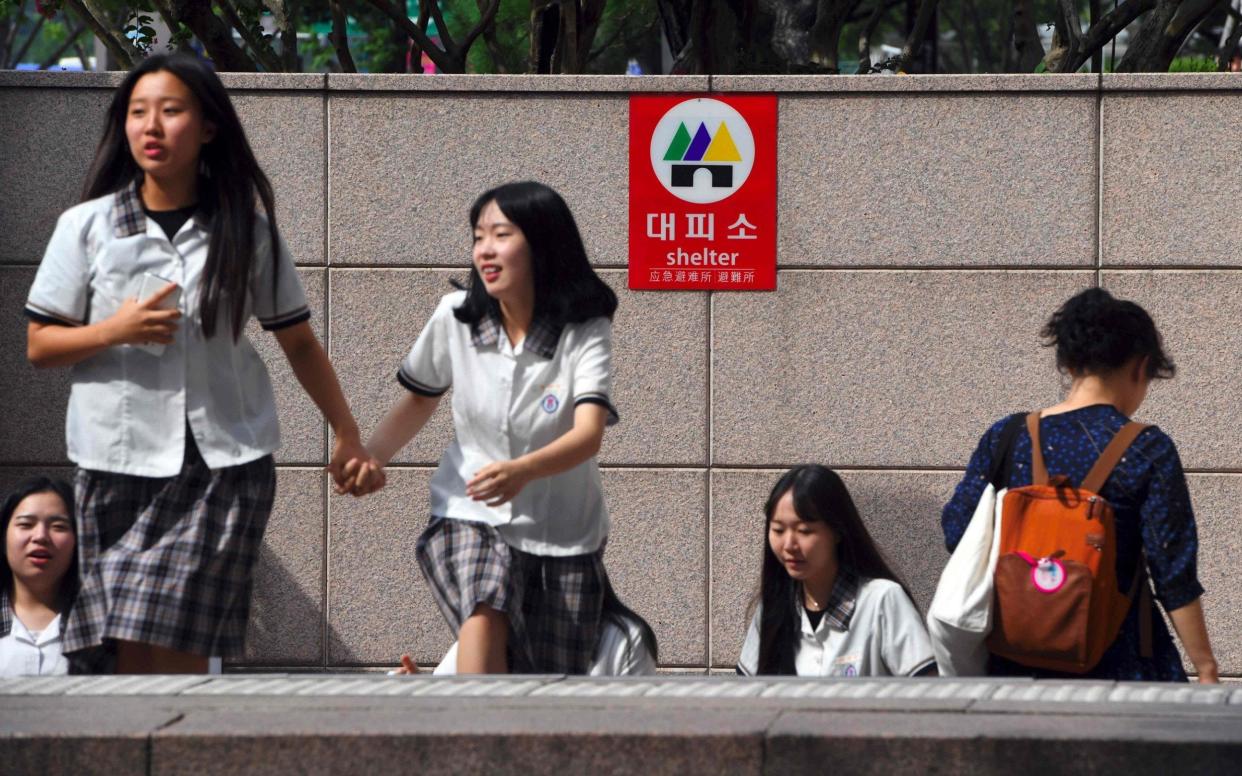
[[144, 204, 197, 241], [804, 604, 825, 631]]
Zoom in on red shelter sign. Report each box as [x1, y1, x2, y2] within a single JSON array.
[[628, 94, 777, 291]]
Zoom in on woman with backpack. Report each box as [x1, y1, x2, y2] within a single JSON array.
[[941, 288, 1218, 682]]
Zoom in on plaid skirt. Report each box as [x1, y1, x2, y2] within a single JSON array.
[[64, 440, 275, 658], [415, 517, 605, 674]]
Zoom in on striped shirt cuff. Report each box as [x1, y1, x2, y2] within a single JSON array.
[[24, 303, 84, 327], [575, 394, 619, 426], [396, 367, 449, 397], [258, 306, 311, 331]]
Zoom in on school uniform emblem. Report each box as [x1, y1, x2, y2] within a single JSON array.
[[541, 394, 560, 413]]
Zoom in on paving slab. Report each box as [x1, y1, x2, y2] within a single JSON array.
[[766, 710, 1242, 776], [151, 706, 771, 776]]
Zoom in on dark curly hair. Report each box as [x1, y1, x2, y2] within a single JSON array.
[[1041, 288, 1174, 380]]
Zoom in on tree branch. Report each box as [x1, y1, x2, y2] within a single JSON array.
[[216, 0, 283, 71], [2, 0, 30, 66], [1063, 0, 1156, 71], [1218, 2, 1242, 68], [858, 0, 900, 73], [424, 0, 456, 50], [1057, 0, 1084, 49], [168, 0, 257, 70], [64, 0, 134, 68], [40, 22, 87, 68], [357, 0, 457, 71], [1011, 0, 1044, 72], [809, 0, 866, 72], [475, 0, 509, 72], [11, 13, 44, 66], [457, 0, 499, 64], [1164, 0, 1229, 58], [897, 0, 940, 72], [330, 0, 357, 72]]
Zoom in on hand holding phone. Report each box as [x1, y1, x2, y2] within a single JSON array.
[[110, 273, 182, 356]]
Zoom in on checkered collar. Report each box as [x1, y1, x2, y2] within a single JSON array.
[[112, 177, 210, 238], [806, 569, 859, 632], [0, 588, 10, 638], [470, 311, 563, 359]]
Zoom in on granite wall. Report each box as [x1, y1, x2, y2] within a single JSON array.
[[1, 72, 1238, 676]]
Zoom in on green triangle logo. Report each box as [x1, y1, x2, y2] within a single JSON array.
[[663, 122, 692, 161]]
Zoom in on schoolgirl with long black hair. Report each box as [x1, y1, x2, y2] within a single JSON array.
[[737, 465, 935, 677], [25, 53, 372, 673], [353, 180, 620, 675]]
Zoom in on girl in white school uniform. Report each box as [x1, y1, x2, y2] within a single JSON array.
[[353, 181, 619, 675], [737, 465, 936, 677], [25, 54, 371, 673], [0, 478, 78, 677]]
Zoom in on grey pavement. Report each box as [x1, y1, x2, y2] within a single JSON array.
[[3, 675, 1241, 774]]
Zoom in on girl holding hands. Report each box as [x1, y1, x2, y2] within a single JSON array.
[[25, 54, 371, 673], [352, 181, 619, 675]]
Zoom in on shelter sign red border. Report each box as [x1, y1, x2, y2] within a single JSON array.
[[628, 94, 776, 291]]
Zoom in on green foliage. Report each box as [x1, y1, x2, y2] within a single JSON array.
[[123, 14, 159, 54], [356, 19, 405, 72], [1168, 55, 1216, 72]]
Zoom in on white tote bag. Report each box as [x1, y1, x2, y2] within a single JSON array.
[[926, 483, 1006, 676]]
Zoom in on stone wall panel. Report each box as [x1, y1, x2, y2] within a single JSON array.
[[777, 94, 1097, 267], [711, 270, 1092, 468], [1102, 93, 1242, 267], [329, 95, 631, 267]]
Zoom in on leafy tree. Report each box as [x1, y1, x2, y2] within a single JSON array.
[[5, 0, 1235, 72], [653, 0, 1238, 73]]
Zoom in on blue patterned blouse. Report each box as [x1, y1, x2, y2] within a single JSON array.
[[941, 404, 1203, 681]]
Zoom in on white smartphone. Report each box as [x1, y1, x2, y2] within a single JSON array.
[[133, 272, 182, 357]]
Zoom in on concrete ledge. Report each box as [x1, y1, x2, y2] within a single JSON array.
[[327, 73, 710, 92], [1102, 73, 1242, 91], [2, 72, 1233, 94], [711, 73, 1101, 92], [3, 677, 1239, 775], [0, 71, 329, 90]]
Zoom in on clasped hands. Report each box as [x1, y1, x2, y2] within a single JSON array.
[[328, 434, 531, 504]]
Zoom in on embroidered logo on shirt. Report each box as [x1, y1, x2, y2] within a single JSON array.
[[833, 654, 860, 677], [541, 394, 560, 413]]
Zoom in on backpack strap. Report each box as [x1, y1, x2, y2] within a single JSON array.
[[1081, 422, 1149, 494], [987, 413, 1027, 489], [1026, 412, 1049, 485]]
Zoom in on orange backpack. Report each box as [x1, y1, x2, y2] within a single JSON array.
[[987, 412, 1152, 674]]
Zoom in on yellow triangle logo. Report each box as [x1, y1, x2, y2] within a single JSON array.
[[702, 122, 742, 162]]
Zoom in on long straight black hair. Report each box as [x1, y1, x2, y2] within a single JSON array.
[[750, 465, 913, 675], [82, 53, 279, 341], [453, 181, 617, 328], [1, 476, 78, 613]]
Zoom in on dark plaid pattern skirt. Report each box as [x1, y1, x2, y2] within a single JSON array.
[[64, 441, 276, 658], [415, 517, 605, 674]]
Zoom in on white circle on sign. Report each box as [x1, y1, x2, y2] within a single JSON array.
[[649, 98, 755, 204]]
